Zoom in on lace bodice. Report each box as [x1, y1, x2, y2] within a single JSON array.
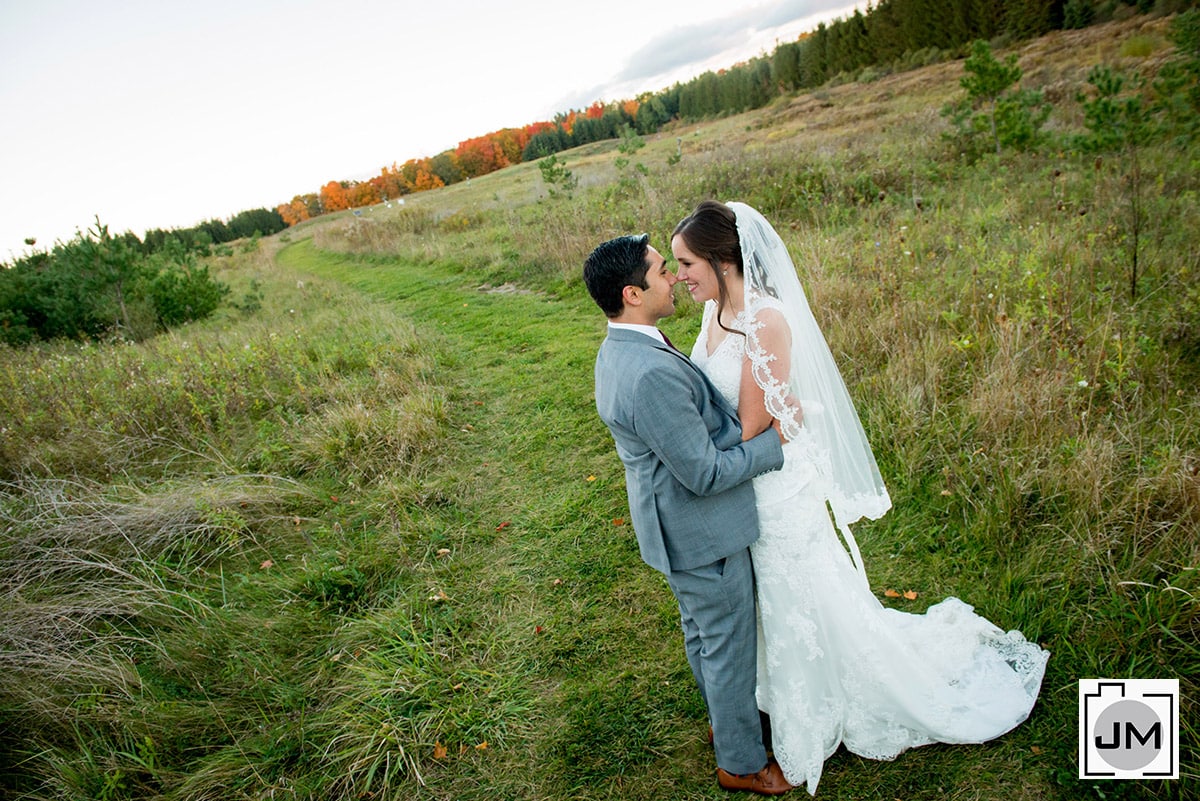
[[690, 304, 822, 498]]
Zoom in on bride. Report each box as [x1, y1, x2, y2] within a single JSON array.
[[671, 201, 1049, 795]]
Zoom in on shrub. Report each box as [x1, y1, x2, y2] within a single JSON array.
[[0, 223, 230, 344]]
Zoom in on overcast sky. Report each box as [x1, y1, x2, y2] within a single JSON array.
[[0, 0, 862, 259]]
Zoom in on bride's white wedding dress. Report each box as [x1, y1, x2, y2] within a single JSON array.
[[692, 302, 1049, 795]]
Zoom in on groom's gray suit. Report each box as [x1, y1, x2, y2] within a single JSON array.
[[594, 325, 783, 775]]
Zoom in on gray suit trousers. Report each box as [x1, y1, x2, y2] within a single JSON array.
[[666, 547, 767, 775]]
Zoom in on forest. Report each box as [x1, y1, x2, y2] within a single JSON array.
[[275, 0, 1198, 225]]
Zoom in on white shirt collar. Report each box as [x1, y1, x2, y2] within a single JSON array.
[[608, 321, 666, 344]]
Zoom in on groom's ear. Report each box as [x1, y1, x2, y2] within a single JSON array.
[[621, 284, 642, 308]]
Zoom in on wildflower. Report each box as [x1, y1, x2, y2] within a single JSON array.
[[1077, 380, 1089, 388]]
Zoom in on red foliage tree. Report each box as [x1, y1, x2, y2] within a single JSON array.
[[456, 135, 502, 178]]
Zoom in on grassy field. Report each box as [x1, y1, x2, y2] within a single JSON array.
[[3, 13, 1198, 801]]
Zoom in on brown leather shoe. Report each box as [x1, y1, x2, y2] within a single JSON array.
[[716, 759, 792, 795]]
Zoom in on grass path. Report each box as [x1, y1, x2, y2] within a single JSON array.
[[275, 238, 1064, 800], [277, 238, 724, 799]]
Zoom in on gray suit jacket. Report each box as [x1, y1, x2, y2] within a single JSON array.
[[594, 326, 784, 574]]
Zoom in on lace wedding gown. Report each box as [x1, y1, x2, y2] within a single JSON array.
[[691, 304, 1049, 795]]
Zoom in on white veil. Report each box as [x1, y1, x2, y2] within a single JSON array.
[[729, 201, 891, 574]]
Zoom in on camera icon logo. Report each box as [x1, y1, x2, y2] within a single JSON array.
[[1079, 679, 1179, 779]]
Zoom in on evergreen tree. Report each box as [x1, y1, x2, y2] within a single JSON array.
[[800, 23, 830, 87], [634, 95, 670, 134], [522, 127, 568, 160], [865, 0, 906, 65], [969, 0, 1006, 40], [959, 38, 1024, 153], [900, 0, 942, 50], [1063, 0, 1095, 29], [942, 38, 1048, 157], [1003, 0, 1065, 40], [772, 41, 801, 90], [846, 10, 872, 71]]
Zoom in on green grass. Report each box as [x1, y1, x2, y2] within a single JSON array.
[[3, 13, 1198, 801]]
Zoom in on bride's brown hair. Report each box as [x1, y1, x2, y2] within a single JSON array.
[[672, 200, 745, 337]]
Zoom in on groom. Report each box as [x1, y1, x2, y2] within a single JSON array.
[[583, 234, 791, 795]]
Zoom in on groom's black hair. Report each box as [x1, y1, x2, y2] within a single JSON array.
[[583, 234, 651, 318]]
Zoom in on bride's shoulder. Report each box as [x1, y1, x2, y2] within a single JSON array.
[[745, 298, 792, 343], [747, 294, 785, 315]]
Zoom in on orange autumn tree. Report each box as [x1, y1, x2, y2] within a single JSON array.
[[559, 109, 579, 137], [411, 166, 444, 192], [397, 158, 445, 193], [374, 163, 407, 200], [347, 181, 381, 208], [319, 181, 349, 213], [277, 197, 310, 227]]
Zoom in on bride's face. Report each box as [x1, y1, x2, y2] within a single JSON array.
[[671, 234, 725, 304]]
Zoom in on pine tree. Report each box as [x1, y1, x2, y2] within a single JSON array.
[[959, 38, 1024, 154]]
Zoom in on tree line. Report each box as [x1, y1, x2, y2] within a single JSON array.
[[275, 0, 1198, 226], [6, 0, 1193, 347]]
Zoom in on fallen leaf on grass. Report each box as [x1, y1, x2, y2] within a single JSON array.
[[884, 589, 901, 598], [436, 548, 451, 557], [904, 590, 918, 600], [612, 517, 625, 526], [260, 559, 273, 570], [495, 521, 510, 531], [475, 741, 488, 750], [586, 475, 596, 482], [433, 742, 447, 760]]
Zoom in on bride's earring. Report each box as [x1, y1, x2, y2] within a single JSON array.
[[723, 270, 728, 276]]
